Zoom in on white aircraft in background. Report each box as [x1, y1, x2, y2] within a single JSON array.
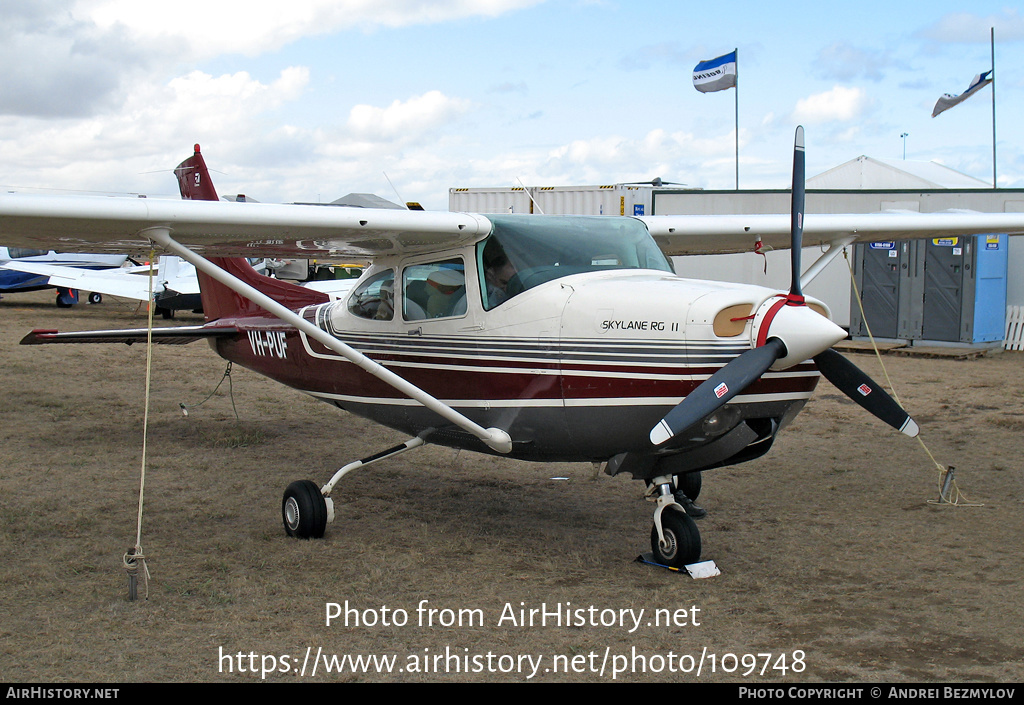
[[2, 254, 358, 317], [3, 130, 1024, 570], [2, 255, 202, 316], [0, 247, 127, 306]]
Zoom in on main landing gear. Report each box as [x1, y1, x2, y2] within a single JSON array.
[[280, 435, 428, 539], [282, 480, 328, 539], [647, 474, 702, 568]]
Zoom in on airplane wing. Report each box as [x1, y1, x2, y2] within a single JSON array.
[[641, 211, 1024, 256], [2, 193, 1023, 259], [0, 194, 492, 258], [1, 260, 159, 299]]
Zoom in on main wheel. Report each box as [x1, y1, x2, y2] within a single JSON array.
[[282, 480, 328, 539], [650, 508, 701, 568], [87, 292, 102, 304]]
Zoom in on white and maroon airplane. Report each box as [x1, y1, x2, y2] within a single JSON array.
[[3, 129, 1023, 569]]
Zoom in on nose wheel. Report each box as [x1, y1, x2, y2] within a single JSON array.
[[651, 508, 701, 568], [648, 476, 702, 568]]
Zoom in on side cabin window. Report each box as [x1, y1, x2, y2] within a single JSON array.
[[477, 215, 673, 310], [7, 248, 48, 259], [403, 258, 467, 321], [347, 269, 395, 321]]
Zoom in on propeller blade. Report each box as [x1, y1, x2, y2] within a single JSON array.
[[790, 125, 805, 299], [650, 338, 786, 446], [813, 348, 920, 437]]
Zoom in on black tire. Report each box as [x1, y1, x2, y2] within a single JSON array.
[[55, 294, 73, 308], [650, 508, 701, 568], [87, 292, 102, 304], [676, 471, 702, 501], [282, 480, 328, 539]]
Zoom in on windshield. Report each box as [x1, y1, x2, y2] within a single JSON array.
[[478, 215, 672, 309]]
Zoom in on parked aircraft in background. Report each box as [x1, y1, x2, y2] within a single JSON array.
[[3, 254, 358, 317], [0, 247, 127, 306], [2, 255, 200, 316]]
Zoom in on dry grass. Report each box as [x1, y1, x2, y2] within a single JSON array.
[[0, 290, 1021, 682]]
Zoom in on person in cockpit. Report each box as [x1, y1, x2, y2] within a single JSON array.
[[483, 238, 517, 308]]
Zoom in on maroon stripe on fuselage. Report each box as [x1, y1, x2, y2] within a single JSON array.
[[215, 321, 819, 404]]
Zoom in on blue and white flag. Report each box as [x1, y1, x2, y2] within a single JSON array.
[[932, 70, 993, 117], [693, 50, 737, 93]]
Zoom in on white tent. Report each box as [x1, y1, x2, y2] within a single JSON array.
[[808, 156, 990, 190]]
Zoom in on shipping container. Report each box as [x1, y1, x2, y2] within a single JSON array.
[[450, 184, 695, 217]]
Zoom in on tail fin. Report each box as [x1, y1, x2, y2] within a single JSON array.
[[174, 144, 221, 202], [173, 144, 329, 321]]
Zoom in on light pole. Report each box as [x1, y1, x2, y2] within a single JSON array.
[[900, 132, 909, 160]]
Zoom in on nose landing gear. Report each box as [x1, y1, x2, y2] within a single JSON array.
[[648, 476, 701, 568]]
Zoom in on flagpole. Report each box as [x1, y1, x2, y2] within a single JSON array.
[[734, 47, 739, 190], [991, 27, 997, 189], [692, 49, 739, 187]]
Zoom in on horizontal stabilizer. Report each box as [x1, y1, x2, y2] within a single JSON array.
[[21, 325, 239, 346]]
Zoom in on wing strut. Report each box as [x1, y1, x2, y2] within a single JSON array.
[[144, 227, 513, 454], [799, 235, 857, 290]]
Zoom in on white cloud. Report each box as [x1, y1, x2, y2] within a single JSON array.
[[166, 68, 309, 118], [78, 0, 546, 57], [918, 8, 1024, 43], [533, 128, 743, 186], [0, 3, 139, 118], [346, 91, 473, 141], [0, 67, 314, 197], [792, 86, 871, 124]]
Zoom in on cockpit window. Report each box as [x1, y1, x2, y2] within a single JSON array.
[[478, 215, 672, 310], [347, 269, 395, 320], [7, 248, 48, 259], [402, 258, 466, 321]]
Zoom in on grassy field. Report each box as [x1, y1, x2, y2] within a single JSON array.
[[1, 289, 1021, 682]]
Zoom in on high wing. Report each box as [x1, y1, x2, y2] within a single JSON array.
[[642, 211, 1024, 256], [0, 194, 492, 258], [2, 192, 1024, 260]]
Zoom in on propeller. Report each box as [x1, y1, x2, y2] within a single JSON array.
[[650, 126, 919, 447], [650, 339, 785, 446], [811, 348, 919, 436], [790, 126, 805, 300]]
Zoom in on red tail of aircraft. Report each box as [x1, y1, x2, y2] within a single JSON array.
[[173, 145, 328, 320]]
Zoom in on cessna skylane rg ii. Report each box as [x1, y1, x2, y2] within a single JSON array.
[[3, 129, 1024, 569]]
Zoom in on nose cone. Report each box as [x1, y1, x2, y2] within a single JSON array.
[[753, 299, 847, 370]]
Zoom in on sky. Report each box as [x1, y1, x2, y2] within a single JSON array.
[[2, 0, 1023, 210]]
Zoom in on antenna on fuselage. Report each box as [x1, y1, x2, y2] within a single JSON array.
[[383, 172, 408, 210], [516, 178, 544, 215]]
